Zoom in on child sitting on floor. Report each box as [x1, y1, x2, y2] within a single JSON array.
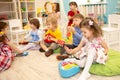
[[65, 17, 108, 80], [57, 14, 84, 60], [39, 16, 63, 57], [0, 22, 28, 72], [19, 18, 43, 51]]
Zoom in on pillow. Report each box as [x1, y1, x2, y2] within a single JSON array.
[[54, 48, 60, 53], [90, 49, 120, 76]]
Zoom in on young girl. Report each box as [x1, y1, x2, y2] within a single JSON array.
[[0, 22, 28, 72], [65, 17, 108, 80], [39, 16, 63, 57], [68, 1, 80, 27], [20, 18, 43, 51], [52, 2, 60, 20]]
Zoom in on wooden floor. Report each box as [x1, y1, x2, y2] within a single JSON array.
[[0, 49, 120, 80]]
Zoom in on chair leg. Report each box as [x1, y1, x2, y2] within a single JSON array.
[[16, 34, 19, 45], [10, 32, 13, 42]]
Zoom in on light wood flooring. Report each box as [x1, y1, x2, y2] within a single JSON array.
[[0, 47, 120, 80]]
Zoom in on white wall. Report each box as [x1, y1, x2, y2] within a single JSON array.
[[70, 0, 106, 5], [35, 0, 49, 9], [35, 0, 58, 9]]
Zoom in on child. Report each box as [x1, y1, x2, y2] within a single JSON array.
[[68, 1, 80, 27], [0, 22, 28, 72], [39, 16, 63, 57], [52, 2, 60, 20], [67, 1, 80, 42], [19, 18, 43, 51], [56, 14, 84, 60], [65, 17, 108, 80]]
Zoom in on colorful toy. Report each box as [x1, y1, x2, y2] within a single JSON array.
[[57, 40, 65, 47], [59, 61, 80, 78], [44, 33, 55, 43], [19, 41, 29, 45], [16, 52, 28, 57]]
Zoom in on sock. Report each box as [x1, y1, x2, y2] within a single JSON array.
[[45, 49, 48, 52]]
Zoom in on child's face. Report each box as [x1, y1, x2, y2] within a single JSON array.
[[70, 5, 76, 11], [2, 26, 8, 34], [53, 3, 57, 11], [73, 18, 82, 26], [81, 27, 93, 39], [46, 23, 54, 30], [29, 23, 37, 30]]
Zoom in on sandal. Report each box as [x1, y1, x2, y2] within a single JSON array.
[[56, 55, 69, 60]]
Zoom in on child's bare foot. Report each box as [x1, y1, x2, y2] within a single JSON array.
[[64, 46, 71, 53]]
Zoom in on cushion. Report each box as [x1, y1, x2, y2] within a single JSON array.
[[90, 49, 120, 76], [59, 61, 80, 78], [54, 48, 60, 53]]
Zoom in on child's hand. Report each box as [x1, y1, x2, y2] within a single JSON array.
[[64, 46, 72, 54], [57, 40, 65, 46], [68, 27, 75, 33]]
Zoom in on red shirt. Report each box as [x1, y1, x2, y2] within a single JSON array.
[[68, 10, 80, 26]]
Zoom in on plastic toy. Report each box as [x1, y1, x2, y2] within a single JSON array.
[[19, 41, 29, 45], [21, 52, 29, 56], [44, 33, 55, 43], [16, 52, 28, 57], [59, 61, 80, 78], [57, 40, 65, 47]]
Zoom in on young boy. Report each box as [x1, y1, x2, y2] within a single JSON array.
[[19, 18, 43, 51], [39, 16, 63, 57], [57, 14, 84, 60]]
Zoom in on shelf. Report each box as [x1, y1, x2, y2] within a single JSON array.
[[79, 2, 107, 5], [0, 0, 17, 20], [17, 0, 36, 26], [22, 10, 35, 12], [20, 1, 34, 3], [0, 11, 16, 14], [0, 2, 14, 3]]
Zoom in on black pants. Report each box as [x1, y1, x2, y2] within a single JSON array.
[[60, 44, 77, 55]]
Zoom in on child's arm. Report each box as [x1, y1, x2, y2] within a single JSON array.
[[72, 27, 82, 40], [33, 30, 43, 45], [20, 31, 31, 42], [68, 11, 73, 20], [65, 39, 84, 54], [100, 40, 108, 55], [6, 41, 23, 53], [68, 15, 73, 20], [24, 30, 31, 41]]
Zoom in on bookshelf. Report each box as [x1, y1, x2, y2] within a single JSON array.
[[17, 0, 36, 26], [0, 0, 18, 20]]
